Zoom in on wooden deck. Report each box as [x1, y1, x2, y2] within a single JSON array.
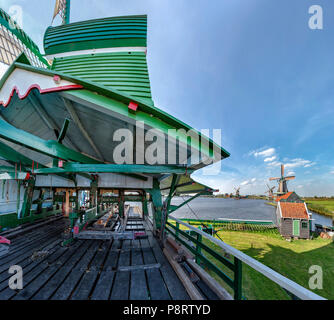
[[0, 214, 190, 300]]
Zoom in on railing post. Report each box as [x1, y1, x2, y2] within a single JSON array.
[[196, 233, 202, 264], [234, 257, 242, 300]]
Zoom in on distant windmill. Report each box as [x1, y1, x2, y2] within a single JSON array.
[[234, 187, 240, 198], [265, 184, 276, 199], [269, 164, 295, 195]]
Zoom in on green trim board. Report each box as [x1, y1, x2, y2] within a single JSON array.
[[0, 139, 88, 183], [33, 164, 194, 175], [64, 0, 71, 25], [44, 15, 147, 55]]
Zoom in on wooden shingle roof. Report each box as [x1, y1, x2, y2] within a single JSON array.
[[279, 202, 309, 219]]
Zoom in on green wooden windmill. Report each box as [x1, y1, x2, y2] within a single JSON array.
[[0, 0, 230, 236]]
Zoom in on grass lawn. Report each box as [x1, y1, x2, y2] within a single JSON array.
[[305, 200, 334, 219], [202, 230, 334, 300]]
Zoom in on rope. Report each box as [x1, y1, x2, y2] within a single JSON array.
[[180, 195, 224, 242]]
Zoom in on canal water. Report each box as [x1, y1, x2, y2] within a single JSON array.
[[170, 197, 333, 230]]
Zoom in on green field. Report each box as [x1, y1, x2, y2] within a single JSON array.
[[203, 230, 334, 300], [305, 199, 334, 219]]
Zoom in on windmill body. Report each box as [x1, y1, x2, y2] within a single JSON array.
[[234, 187, 241, 199], [269, 165, 295, 195], [265, 184, 275, 200]]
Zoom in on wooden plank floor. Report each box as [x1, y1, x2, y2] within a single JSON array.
[[0, 213, 190, 300]]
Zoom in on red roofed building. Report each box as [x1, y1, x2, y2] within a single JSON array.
[[276, 201, 311, 239], [275, 191, 303, 203]]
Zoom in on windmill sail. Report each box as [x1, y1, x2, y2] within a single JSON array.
[[0, 8, 47, 69], [52, 0, 70, 25], [269, 164, 295, 194]]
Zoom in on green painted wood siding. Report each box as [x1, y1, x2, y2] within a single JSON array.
[[44, 15, 147, 55], [293, 220, 300, 236], [52, 52, 153, 105]]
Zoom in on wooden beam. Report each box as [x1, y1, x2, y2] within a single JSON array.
[[57, 118, 70, 144], [163, 244, 204, 300], [27, 93, 80, 151], [186, 258, 233, 300], [0, 118, 100, 164], [63, 98, 105, 162]]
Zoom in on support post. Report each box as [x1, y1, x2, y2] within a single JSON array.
[[234, 257, 242, 300], [119, 190, 124, 218], [97, 188, 101, 214], [149, 178, 163, 233], [36, 189, 44, 214], [142, 192, 148, 217], [20, 177, 35, 218], [16, 180, 21, 215], [64, 190, 70, 217], [166, 174, 178, 212], [195, 233, 202, 264], [74, 189, 79, 213], [176, 221, 179, 238], [90, 179, 98, 208]]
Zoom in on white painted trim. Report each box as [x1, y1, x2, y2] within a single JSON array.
[[304, 202, 311, 219], [45, 47, 147, 60], [278, 201, 283, 218], [0, 68, 82, 107], [168, 216, 326, 300]]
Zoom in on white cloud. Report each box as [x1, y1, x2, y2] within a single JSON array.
[[285, 158, 315, 169], [240, 178, 257, 186], [252, 148, 276, 158], [287, 171, 295, 176], [264, 156, 277, 162], [267, 161, 281, 167]]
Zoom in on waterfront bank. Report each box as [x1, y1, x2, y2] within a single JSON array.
[[171, 197, 333, 230]]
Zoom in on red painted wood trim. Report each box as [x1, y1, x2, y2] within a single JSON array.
[[128, 101, 138, 112], [0, 84, 83, 107]]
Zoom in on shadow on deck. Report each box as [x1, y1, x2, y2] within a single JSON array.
[[0, 214, 190, 300]]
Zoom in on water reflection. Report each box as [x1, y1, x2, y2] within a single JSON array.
[[171, 197, 333, 229]]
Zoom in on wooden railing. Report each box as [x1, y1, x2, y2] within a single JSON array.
[[166, 216, 326, 300], [0, 205, 62, 231]]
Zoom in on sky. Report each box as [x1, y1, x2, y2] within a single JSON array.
[[1, 0, 334, 196]]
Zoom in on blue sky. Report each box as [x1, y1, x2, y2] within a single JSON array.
[[1, 0, 334, 196]]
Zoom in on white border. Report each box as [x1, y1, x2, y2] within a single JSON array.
[[45, 47, 147, 60]]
